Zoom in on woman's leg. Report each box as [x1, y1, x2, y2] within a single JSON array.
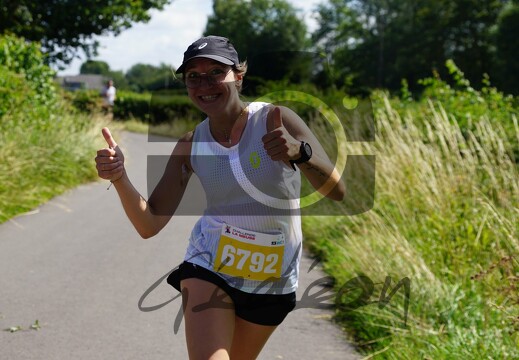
[[229, 316, 277, 360], [181, 278, 236, 360]]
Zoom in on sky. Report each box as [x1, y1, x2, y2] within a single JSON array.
[[57, 0, 322, 76]]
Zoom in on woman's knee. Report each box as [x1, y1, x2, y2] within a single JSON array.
[[181, 278, 236, 360]]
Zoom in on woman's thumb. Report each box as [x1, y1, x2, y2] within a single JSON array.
[[272, 107, 283, 129], [102, 127, 117, 149]]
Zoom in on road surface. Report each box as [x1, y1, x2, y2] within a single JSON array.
[[0, 131, 359, 359]]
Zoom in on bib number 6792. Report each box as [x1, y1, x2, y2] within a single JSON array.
[[221, 244, 278, 275]]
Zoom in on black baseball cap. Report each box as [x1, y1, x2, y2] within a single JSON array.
[[176, 36, 240, 74]]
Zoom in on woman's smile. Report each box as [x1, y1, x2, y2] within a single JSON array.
[[198, 93, 221, 103]]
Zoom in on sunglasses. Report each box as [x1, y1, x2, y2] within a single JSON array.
[[184, 68, 233, 89]]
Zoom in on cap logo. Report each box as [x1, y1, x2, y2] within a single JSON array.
[[198, 43, 208, 49]]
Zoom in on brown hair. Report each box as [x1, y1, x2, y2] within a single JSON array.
[[233, 60, 248, 93]]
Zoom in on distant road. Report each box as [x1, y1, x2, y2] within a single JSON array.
[[0, 131, 359, 359]]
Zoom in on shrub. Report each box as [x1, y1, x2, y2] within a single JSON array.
[[113, 90, 151, 121], [63, 89, 104, 113], [0, 34, 58, 108], [113, 90, 200, 124], [149, 90, 199, 123], [416, 60, 517, 134], [0, 35, 102, 223], [0, 65, 33, 118]]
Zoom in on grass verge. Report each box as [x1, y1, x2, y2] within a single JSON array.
[[0, 110, 113, 224], [304, 93, 519, 358]]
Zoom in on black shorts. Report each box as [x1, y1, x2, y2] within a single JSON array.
[[167, 261, 296, 326]]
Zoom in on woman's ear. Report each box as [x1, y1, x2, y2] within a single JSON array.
[[234, 73, 243, 88]]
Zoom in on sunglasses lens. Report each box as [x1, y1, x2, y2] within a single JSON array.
[[185, 69, 231, 88], [185, 78, 199, 88]]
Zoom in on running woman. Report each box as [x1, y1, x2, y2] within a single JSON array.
[[95, 35, 345, 360]]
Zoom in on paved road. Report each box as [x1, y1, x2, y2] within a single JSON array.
[[0, 131, 359, 359]]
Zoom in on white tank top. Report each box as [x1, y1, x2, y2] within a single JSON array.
[[185, 102, 302, 294]]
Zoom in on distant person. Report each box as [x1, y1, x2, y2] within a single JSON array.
[[101, 79, 116, 114]]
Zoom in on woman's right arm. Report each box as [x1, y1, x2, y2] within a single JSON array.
[[95, 127, 193, 239]]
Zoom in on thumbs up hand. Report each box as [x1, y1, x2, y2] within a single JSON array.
[[262, 107, 301, 163], [95, 127, 125, 182]]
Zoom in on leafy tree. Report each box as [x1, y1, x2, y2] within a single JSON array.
[[80, 60, 111, 75], [494, 2, 519, 94], [441, 0, 505, 86], [204, 0, 310, 94], [0, 0, 171, 67], [313, 0, 510, 92], [125, 63, 178, 92], [0, 34, 58, 113]]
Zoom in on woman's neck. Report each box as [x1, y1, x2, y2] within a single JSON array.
[[209, 100, 246, 129], [208, 101, 249, 145]]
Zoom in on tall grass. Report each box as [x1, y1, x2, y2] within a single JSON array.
[[0, 34, 107, 224], [304, 92, 519, 358], [0, 108, 107, 223]]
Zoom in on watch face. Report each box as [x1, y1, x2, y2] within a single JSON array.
[[303, 142, 312, 157]]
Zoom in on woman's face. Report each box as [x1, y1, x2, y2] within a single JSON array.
[[184, 58, 241, 115]]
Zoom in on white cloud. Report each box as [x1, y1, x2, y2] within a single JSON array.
[[58, 0, 322, 76], [289, 0, 321, 32]]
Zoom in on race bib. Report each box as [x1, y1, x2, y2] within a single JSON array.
[[214, 223, 285, 281]]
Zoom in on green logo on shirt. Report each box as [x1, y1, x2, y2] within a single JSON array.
[[249, 151, 261, 169]]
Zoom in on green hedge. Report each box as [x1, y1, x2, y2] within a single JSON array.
[[114, 90, 201, 124], [62, 89, 104, 113]]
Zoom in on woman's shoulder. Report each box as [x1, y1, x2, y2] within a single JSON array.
[[174, 130, 195, 172], [250, 102, 296, 118], [175, 130, 195, 156], [178, 130, 194, 143], [249, 101, 271, 110]]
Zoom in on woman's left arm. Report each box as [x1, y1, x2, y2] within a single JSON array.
[[262, 106, 346, 201]]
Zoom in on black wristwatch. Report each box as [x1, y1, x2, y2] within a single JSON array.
[[290, 141, 312, 170]]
